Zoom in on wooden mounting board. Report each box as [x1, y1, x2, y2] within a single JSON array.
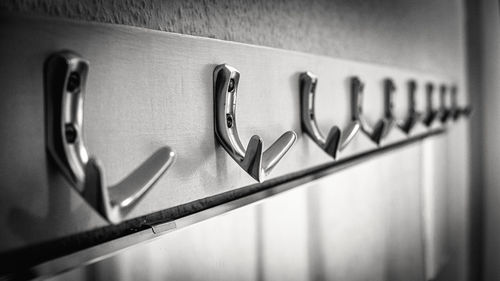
[[0, 14, 460, 258]]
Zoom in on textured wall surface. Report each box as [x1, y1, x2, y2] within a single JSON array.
[[1, 0, 463, 76]]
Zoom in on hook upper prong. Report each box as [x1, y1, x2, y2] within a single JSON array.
[[215, 64, 297, 182]]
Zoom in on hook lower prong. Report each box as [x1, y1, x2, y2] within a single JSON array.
[[108, 147, 176, 209], [339, 121, 360, 151], [262, 131, 297, 176]]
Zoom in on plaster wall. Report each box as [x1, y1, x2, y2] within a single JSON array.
[[1, 0, 464, 76]]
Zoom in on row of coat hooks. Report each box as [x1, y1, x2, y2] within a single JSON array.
[[298, 71, 472, 158], [44, 51, 471, 224]]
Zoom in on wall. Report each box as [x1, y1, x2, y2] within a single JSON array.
[[476, 0, 500, 280], [0, 0, 464, 75], [0, 0, 470, 280]]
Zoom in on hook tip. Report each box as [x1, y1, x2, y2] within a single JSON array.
[[284, 130, 298, 142], [156, 146, 176, 163], [300, 71, 317, 81]]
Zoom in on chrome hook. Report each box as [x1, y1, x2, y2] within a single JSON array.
[[438, 85, 451, 123], [299, 72, 360, 159], [351, 77, 387, 145], [422, 83, 438, 127], [450, 85, 461, 120], [45, 51, 176, 224], [461, 105, 473, 117], [381, 78, 398, 137], [213, 64, 297, 182], [399, 80, 422, 134], [450, 85, 472, 120]]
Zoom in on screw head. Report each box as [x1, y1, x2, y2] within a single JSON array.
[[226, 114, 233, 128], [67, 72, 81, 93], [65, 123, 78, 143], [228, 79, 235, 93]]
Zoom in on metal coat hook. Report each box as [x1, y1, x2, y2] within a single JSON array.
[[438, 85, 451, 123], [422, 83, 438, 127], [213, 64, 297, 182], [399, 80, 422, 134], [450, 85, 472, 120], [45, 51, 176, 224], [350, 77, 387, 145], [299, 72, 360, 159], [381, 78, 399, 137], [450, 85, 461, 120], [461, 105, 473, 117]]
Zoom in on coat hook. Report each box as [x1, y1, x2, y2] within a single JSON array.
[[299, 72, 360, 159], [351, 77, 387, 145], [438, 84, 451, 123], [422, 83, 437, 127], [399, 80, 421, 134], [213, 64, 297, 182], [450, 85, 472, 119], [450, 85, 461, 120], [45, 51, 176, 224], [381, 78, 398, 137], [461, 105, 473, 117]]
